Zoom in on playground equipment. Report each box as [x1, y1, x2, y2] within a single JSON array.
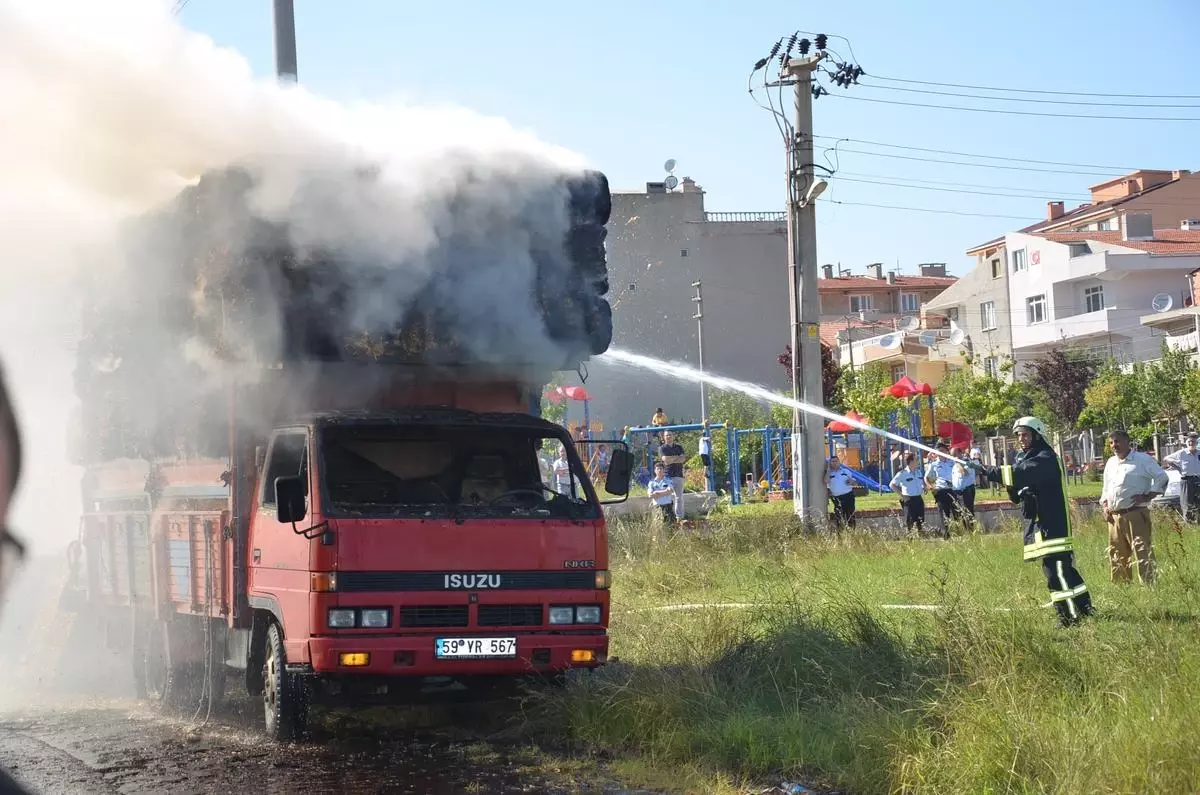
[[728, 426, 791, 505], [544, 384, 602, 440], [624, 422, 726, 492]]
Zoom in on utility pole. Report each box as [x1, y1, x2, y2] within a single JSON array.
[[272, 0, 298, 82], [692, 280, 707, 422], [783, 53, 828, 523]]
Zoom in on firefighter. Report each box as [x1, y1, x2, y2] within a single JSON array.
[[977, 416, 1094, 627]]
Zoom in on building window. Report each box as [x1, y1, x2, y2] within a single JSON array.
[[1098, 219, 1112, 231], [1026, 294, 1047, 324], [1012, 249, 1027, 272], [1084, 285, 1105, 314], [980, 301, 997, 330], [899, 292, 920, 313], [990, 258, 1002, 279], [849, 294, 874, 313], [890, 363, 905, 382], [680, 249, 689, 257], [946, 307, 960, 324], [983, 357, 999, 378], [1068, 243, 1089, 258]]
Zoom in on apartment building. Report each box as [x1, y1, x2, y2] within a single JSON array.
[[1139, 258, 1200, 361], [580, 176, 790, 432], [924, 238, 1014, 379]]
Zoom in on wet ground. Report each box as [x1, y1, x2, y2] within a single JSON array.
[[0, 694, 646, 794]]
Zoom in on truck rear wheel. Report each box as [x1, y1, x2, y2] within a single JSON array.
[[262, 622, 308, 741]]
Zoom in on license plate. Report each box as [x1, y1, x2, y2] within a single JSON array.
[[434, 636, 517, 659]]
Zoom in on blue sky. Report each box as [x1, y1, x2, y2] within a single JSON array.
[[179, 0, 1200, 277]]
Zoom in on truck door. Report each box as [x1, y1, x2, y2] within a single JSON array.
[[249, 428, 313, 660]]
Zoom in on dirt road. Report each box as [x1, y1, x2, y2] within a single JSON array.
[[0, 695, 645, 794]]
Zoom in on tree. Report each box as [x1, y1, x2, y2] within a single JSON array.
[[840, 364, 905, 428], [934, 363, 1028, 436], [538, 377, 568, 426], [1140, 342, 1194, 421], [778, 343, 843, 410], [1077, 359, 1153, 444], [1028, 349, 1098, 429]]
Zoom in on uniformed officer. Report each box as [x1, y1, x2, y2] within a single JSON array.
[[889, 452, 927, 536], [825, 455, 857, 529], [924, 440, 956, 539], [1162, 433, 1200, 522], [976, 416, 1094, 627]]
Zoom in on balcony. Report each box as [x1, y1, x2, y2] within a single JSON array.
[[704, 211, 786, 223], [1012, 308, 1114, 349]]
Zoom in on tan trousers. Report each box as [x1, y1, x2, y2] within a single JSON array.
[[1108, 506, 1155, 584]]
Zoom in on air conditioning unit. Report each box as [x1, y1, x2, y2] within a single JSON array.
[[918, 331, 938, 347]]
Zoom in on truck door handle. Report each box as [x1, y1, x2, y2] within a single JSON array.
[[252, 548, 261, 563]]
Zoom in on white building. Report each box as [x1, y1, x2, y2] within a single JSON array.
[[1005, 213, 1200, 373]]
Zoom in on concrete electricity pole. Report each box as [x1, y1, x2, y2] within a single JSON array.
[[692, 280, 708, 422], [783, 53, 828, 522], [272, 0, 299, 82]]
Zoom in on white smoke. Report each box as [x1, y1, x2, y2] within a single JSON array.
[[0, 0, 594, 555]]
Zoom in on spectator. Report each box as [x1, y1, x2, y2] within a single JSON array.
[[1161, 433, 1200, 522], [651, 407, 669, 428], [1101, 429, 1168, 585], [658, 431, 687, 519], [890, 452, 926, 535], [952, 448, 980, 526], [647, 462, 676, 523], [552, 446, 572, 495], [826, 455, 856, 529], [924, 440, 955, 539], [595, 444, 611, 477]]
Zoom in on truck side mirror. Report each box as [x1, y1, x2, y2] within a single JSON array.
[[604, 449, 634, 497], [275, 476, 307, 524]]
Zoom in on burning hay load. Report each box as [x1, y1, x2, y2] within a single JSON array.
[[71, 163, 612, 462]]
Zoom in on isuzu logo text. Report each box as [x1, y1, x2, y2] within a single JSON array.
[[443, 573, 501, 589]]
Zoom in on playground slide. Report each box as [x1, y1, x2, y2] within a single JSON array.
[[842, 466, 885, 492]]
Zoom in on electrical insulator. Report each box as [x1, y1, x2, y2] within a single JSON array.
[[798, 38, 811, 55], [815, 33, 828, 50], [753, 57, 769, 70], [768, 40, 782, 59]]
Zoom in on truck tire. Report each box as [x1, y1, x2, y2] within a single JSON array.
[[262, 622, 309, 741]]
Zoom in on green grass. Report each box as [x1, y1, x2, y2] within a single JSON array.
[[524, 509, 1200, 794]]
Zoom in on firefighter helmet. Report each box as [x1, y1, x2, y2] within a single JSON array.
[[1012, 416, 1049, 441]]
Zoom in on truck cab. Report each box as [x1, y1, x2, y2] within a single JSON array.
[[246, 408, 629, 738]]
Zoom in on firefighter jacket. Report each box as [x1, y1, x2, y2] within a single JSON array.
[[984, 440, 1073, 561]]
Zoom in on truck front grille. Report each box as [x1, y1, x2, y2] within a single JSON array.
[[399, 605, 468, 628], [477, 604, 543, 627]]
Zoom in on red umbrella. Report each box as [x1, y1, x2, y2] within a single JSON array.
[[936, 421, 973, 449], [827, 410, 868, 433]]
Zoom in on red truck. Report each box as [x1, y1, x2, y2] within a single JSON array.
[[67, 166, 630, 739]]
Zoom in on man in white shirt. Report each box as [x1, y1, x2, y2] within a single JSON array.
[[646, 461, 677, 523], [924, 441, 956, 539], [1100, 429, 1168, 585], [951, 449, 980, 526], [825, 456, 857, 529], [890, 452, 927, 535], [1162, 433, 1200, 523], [553, 446, 572, 495]]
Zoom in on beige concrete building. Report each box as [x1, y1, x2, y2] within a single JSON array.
[[579, 177, 791, 435]]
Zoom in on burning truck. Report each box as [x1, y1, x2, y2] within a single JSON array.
[[59, 162, 632, 739]]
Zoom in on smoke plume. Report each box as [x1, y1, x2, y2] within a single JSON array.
[[0, 0, 602, 556]]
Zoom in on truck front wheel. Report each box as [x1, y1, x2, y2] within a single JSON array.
[[262, 622, 309, 741]]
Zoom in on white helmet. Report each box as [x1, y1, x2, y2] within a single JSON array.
[[1013, 416, 1049, 441]]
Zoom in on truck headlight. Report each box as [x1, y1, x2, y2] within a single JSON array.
[[359, 608, 391, 628], [548, 606, 575, 625], [575, 605, 602, 624], [327, 608, 357, 628]]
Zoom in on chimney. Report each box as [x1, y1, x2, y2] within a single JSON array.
[[680, 177, 701, 193], [886, 271, 897, 284], [867, 262, 884, 280], [1046, 201, 1064, 221], [1182, 219, 1200, 232], [1173, 170, 1190, 181], [645, 181, 667, 194], [822, 263, 834, 279], [1123, 212, 1154, 241], [918, 263, 947, 278]]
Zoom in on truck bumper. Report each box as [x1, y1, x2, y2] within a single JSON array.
[[306, 631, 608, 677]]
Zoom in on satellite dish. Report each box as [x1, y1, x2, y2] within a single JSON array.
[[878, 334, 902, 350], [664, 175, 680, 191], [918, 331, 938, 347], [1152, 293, 1174, 313], [948, 328, 966, 346], [898, 316, 920, 333], [664, 159, 677, 173]]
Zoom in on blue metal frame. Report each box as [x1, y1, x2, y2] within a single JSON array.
[[728, 426, 791, 505], [624, 422, 727, 492]]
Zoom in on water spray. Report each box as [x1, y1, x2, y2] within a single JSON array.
[[601, 349, 970, 466]]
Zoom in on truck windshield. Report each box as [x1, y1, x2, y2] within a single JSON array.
[[319, 425, 599, 520]]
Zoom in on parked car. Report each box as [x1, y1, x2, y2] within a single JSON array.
[[1151, 469, 1183, 515]]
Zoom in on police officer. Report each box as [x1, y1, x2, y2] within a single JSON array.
[[977, 416, 1093, 627], [889, 452, 927, 536], [924, 441, 956, 539], [825, 456, 857, 529]]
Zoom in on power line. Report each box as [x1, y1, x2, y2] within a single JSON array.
[[858, 81, 1200, 110], [834, 170, 1089, 196], [813, 136, 1141, 172], [830, 147, 1123, 177], [831, 175, 1085, 201], [826, 93, 1200, 122], [172, 0, 191, 13], [825, 199, 1039, 221], [866, 74, 1200, 101]]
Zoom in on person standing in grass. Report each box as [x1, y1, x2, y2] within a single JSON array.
[[1100, 429, 1167, 585], [1161, 433, 1200, 522], [951, 449, 980, 527], [923, 440, 956, 539], [977, 416, 1094, 627], [658, 430, 687, 520], [647, 461, 677, 524], [890, 452, 926, 536], [825, 455, 857, 529]]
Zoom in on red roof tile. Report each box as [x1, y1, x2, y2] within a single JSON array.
[[818, 317, 900, 348], [817, 275, 957, 291], [1036, 229, 1200, 255]]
